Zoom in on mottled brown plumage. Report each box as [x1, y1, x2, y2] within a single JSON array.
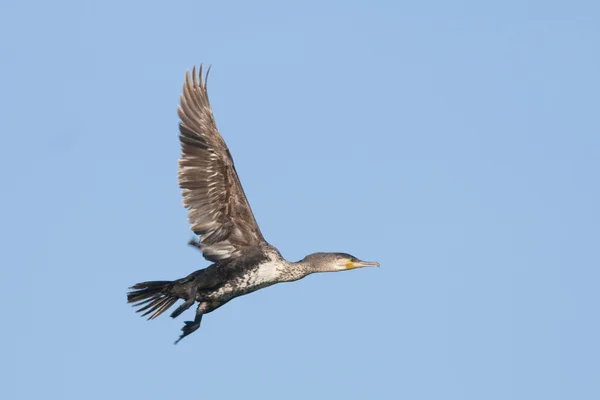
[[178, 65, 265, 262], [127, 66, 379, 344]]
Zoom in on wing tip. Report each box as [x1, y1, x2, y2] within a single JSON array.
[[184, 64, 212, 89]]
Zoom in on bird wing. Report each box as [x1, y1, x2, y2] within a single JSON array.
[[178, 65, 266, 262]]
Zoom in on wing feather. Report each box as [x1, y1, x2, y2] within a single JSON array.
[[177, 65, 265, 262]]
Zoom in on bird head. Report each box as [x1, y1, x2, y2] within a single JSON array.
[[301, 252, 380, 273]]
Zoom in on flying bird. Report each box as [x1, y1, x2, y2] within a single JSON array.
[[127, 66, 379, 344]]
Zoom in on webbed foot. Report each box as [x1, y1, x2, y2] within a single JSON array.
[[174, 311, 203, 345]]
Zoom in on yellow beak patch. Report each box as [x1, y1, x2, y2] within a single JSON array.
[[345, 261, 359, 270]]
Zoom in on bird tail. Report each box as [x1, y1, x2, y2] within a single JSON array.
[[127, 280, 179, 320]]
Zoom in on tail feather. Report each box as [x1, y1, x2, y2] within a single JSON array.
[[127, 281, 179, 320]]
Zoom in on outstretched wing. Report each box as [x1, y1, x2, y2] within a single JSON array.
[[178, 65, 266, 262]]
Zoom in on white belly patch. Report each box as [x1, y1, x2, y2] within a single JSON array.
[[207, 259, 283, 301]]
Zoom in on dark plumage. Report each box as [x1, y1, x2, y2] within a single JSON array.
[[128, 66, 379, 344]]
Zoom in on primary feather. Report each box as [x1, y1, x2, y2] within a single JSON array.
[[178, 65, 265, 262]]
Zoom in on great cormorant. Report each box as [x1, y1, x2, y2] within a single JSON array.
[[127, 66, 379, 344]]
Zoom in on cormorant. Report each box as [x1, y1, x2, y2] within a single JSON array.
[[127, 66, 379, 344]]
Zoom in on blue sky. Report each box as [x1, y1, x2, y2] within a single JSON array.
[[1, 0, 599, 399]]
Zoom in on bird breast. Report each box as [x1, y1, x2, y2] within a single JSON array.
[[250, 260, 282, 285], [206, 260, 284, 302]]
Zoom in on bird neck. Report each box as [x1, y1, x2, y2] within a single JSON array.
[[265, 248, 334, 282], [280, 257, 333, 282], [279, 259, 315, 282]]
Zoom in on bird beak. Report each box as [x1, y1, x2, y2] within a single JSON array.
[[347, 260, 380, 269]]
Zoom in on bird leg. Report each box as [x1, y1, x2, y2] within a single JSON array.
[[169, 286, 198, 319], [174, 303, 204, 345]]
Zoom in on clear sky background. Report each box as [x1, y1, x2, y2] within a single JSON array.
[[1, 1, 599, 399]]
